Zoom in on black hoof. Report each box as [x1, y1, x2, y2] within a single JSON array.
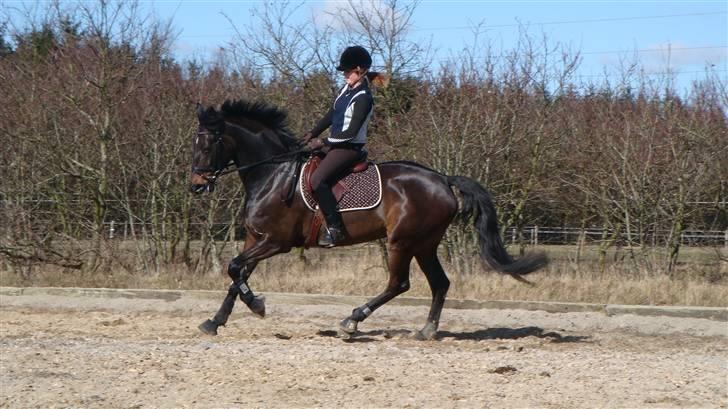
[[198, 319, 219, 336], [249, 295, 266, 318]]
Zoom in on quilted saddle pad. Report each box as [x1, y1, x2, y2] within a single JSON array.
[[299, 160, 382, 212]]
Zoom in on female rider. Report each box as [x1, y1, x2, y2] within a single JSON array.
[[302, 45, 387, 247]]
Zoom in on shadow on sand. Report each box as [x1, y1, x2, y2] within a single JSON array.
[[316, 326, 589, 343], [438, 326, 590, 343]]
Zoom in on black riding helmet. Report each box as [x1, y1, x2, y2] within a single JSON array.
[[336, 46, 372, 71]]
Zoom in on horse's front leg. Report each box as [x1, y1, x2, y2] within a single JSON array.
[[230, 257, 266, 317], [199, 237, 281, 335], [198, 282, 240, 335]]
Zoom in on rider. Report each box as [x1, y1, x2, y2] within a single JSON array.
[[303, 45, 387, 247]]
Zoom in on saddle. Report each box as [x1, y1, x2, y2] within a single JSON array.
[[299, 150, 382, 248], [302, 150, 370, 204]]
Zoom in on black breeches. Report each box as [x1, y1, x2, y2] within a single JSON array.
[[311, 147, 361, 214]]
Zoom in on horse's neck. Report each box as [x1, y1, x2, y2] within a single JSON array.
[[242, 161, 296, 208], [226, 121, 289, 163], [224, 120, 296, 204]]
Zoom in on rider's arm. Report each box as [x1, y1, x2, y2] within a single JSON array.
[[309, 108, 334, 138]]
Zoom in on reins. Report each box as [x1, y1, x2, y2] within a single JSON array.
[[201, 148, 310, 185], [222, 148, 309, 176]]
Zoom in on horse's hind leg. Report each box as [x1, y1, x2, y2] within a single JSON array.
[[339, 246, 413, 338], [415, 250, 450, 340]]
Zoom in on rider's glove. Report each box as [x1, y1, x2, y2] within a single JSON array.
[[307, 138, 325, 150]]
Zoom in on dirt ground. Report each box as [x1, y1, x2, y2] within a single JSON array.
[[1, 292, 726, 409]]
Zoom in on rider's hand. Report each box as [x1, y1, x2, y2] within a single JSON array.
[[301, 132, 314, 143], [307, 138, 325, 150]]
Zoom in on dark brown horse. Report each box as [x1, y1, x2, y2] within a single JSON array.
[[191, 100, 547, 340]]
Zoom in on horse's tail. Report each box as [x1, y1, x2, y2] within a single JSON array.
[[447, 176, 548, 279]]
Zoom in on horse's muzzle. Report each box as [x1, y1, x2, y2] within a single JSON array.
[[190, 172, 215, 194], [190, 183, 215, 194]]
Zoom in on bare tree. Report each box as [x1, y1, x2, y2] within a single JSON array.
[[226, 1, 334, 82], [330, 0, 431, 77]]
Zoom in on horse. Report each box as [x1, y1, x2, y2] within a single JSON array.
[[191, 99, 547, 340]]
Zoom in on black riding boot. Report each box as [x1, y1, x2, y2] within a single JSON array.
[[315, 183, 347, 247]]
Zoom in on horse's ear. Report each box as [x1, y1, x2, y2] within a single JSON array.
[[196, 103, 205, 119]]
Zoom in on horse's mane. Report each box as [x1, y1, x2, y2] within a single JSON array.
[[220, 99, 301, 151]]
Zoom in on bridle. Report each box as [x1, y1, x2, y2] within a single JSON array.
[[191, 127, 227, 187], [192, 125, 309, 191]]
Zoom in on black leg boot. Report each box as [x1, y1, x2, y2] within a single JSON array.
[[315, 183, 347, 247], [320, 208, 346, 247]]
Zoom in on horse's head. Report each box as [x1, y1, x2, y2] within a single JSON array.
[[191, 99, 303, 194], [190, 104, 232, 194]]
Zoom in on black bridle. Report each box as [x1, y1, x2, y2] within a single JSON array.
[[191, 129, 224, 171], [192, 127, 308, 190]]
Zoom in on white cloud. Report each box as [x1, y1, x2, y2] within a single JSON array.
[[640, 42, 726, 67], [311, 0, 399, 33], [311, 0, 348, 31], [596, 42, 726, 73]]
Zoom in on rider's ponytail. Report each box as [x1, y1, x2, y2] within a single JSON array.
[[366, 71, 390, 88]]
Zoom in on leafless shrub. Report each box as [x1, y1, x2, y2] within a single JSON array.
[[0, 1, 724, 286]]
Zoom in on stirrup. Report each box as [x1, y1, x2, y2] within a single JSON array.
[[318, 225, 346, 248], [318, 227, 336, 248]]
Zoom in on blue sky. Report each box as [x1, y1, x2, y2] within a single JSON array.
[[153, 0, 727, 93], [6, 0, 727, 93]]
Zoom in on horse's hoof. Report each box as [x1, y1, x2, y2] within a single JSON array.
[[415, 323, 438, 341], [337, 328, 353, 340], [249, 295, 266, 318], [198, 319, 219, 336], [338, 318, 358, 339]]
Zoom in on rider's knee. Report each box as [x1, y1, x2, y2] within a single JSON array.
[[312, 178, 330, 195]]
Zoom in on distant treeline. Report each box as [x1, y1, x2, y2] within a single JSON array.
[[1, 1, 725, 275]]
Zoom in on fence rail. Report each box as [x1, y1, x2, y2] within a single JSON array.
[[509, 226, 727, 247], [99, 221, 728, 247]]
